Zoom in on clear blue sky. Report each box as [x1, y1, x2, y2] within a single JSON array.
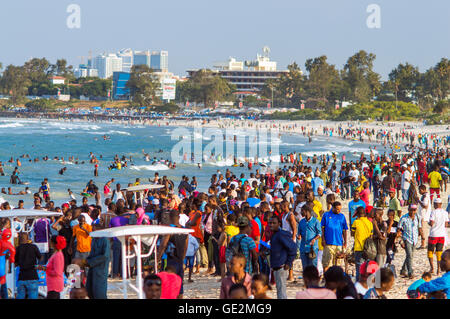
[[0, 0, 448, 79]]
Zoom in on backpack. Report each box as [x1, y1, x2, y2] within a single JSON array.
[[225, 235, 246, 265], [362, 221, 377, 260], [279, 190, 288, 201]]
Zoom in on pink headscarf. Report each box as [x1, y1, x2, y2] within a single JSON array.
[[136, 207, 150, 225]]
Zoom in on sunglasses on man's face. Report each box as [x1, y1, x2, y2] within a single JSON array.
[[145, 279, 161, 287]]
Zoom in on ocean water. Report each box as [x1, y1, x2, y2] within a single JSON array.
[[0, 118, 389, 207]]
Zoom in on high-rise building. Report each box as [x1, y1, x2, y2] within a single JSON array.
[[187, 48, 290, 99], [75, 65, 98, 78], [93, 53, 123, 79], [117, 48, 133, 73], [112, 72, 131, 100], [150, 51, 168, 72], [133, 50, 151, 68]]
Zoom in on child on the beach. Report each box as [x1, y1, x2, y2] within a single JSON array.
[[406, 272, 432, 299], [363, 268, 395, 299], [185, 233, 199, 283], [251, 273, 272, 299]]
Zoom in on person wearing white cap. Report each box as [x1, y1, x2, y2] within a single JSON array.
[[427, 197, 449, 276], [315, 185, 327, 213]]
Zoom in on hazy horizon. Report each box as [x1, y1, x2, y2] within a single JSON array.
[[0, 0, 448, 79]]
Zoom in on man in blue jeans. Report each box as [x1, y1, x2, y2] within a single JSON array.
[[397, 204, 423, 279], [15, 233, 42, 299], [269, 215, 297, 299], [297, 205, 321, 269]]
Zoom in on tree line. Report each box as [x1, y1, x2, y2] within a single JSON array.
[[260, 50, 449, 112], [0, 58, 112, 104], [0, 51, 448, 115]]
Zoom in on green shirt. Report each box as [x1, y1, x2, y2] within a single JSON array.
[[389, 197, 401, 222], [320, 172, 329, 185]]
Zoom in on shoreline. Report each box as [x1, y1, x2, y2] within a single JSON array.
[[2, 112, 449, 146]]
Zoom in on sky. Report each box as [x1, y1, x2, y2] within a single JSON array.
[[0, 0, 448, 80]]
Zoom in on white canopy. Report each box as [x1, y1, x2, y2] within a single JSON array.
[[122, 184, 164, 192], [1, 209, 62, 296], [90, 225, 192, 299], [90, 225, 192, 238], [0, 209, 62, 218]]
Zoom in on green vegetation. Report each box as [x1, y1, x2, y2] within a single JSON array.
[[264, 101, 446, 122], [0, 50, 448, 121], [257, 51, 449, 123], [176, 69, 236, 108], [126, 65, 161, 107], [25, 99, 58, 112], [150, 103, 180, 114]]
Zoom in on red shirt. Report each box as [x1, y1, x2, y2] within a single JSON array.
[[359, 188, 370, 206], [46, 251, 64, 292], [158, 271, 181, 299], [249, 219, 260, 252]]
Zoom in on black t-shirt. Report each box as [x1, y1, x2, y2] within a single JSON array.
[[386, 220, 398, 252], [58, 223, 73, 244], [156, 209, 171, 225], [168, 232, 188, 264], [15, 243, 41, 281]]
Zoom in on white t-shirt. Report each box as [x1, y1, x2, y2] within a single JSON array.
[[115, 190, 124, 201], [401, 170, 411, 190], [81, 213, 93, 225], [429, 208, 449, 238], [349, 169, 359, 180], [247, 178, 259, 186], [355, 282, 369, 297], [265, 193, 273, 203], [418, 193, 432, 222], [179, 213, 190, 227]]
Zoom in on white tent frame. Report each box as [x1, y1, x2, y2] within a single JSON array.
[[122, 184, 164, 206], [90, 225, 192, 299], [0, 209, 63, 297]]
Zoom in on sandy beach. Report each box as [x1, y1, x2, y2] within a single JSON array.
[[96, 117, 449, 299], [104, 186, 449, 299]]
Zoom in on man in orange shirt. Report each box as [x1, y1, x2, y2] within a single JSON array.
[[69, 215, 92, 260]]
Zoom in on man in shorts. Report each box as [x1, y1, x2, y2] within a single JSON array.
[[321, 201, 348, 272], [428, 166, 443, 202], [427, 198, 449, 276]]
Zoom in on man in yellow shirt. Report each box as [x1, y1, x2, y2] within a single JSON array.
[[351, 206, 373, 281], [428, 166, 442, 202]]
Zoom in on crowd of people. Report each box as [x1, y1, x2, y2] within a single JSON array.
[[0, 137, 448, 300]]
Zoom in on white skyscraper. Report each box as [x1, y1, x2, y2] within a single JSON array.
[[133, 50, 151, 67], [117, 48, 133, 73], [93, 53, 123, 79], [150, 50, 168, 72]]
